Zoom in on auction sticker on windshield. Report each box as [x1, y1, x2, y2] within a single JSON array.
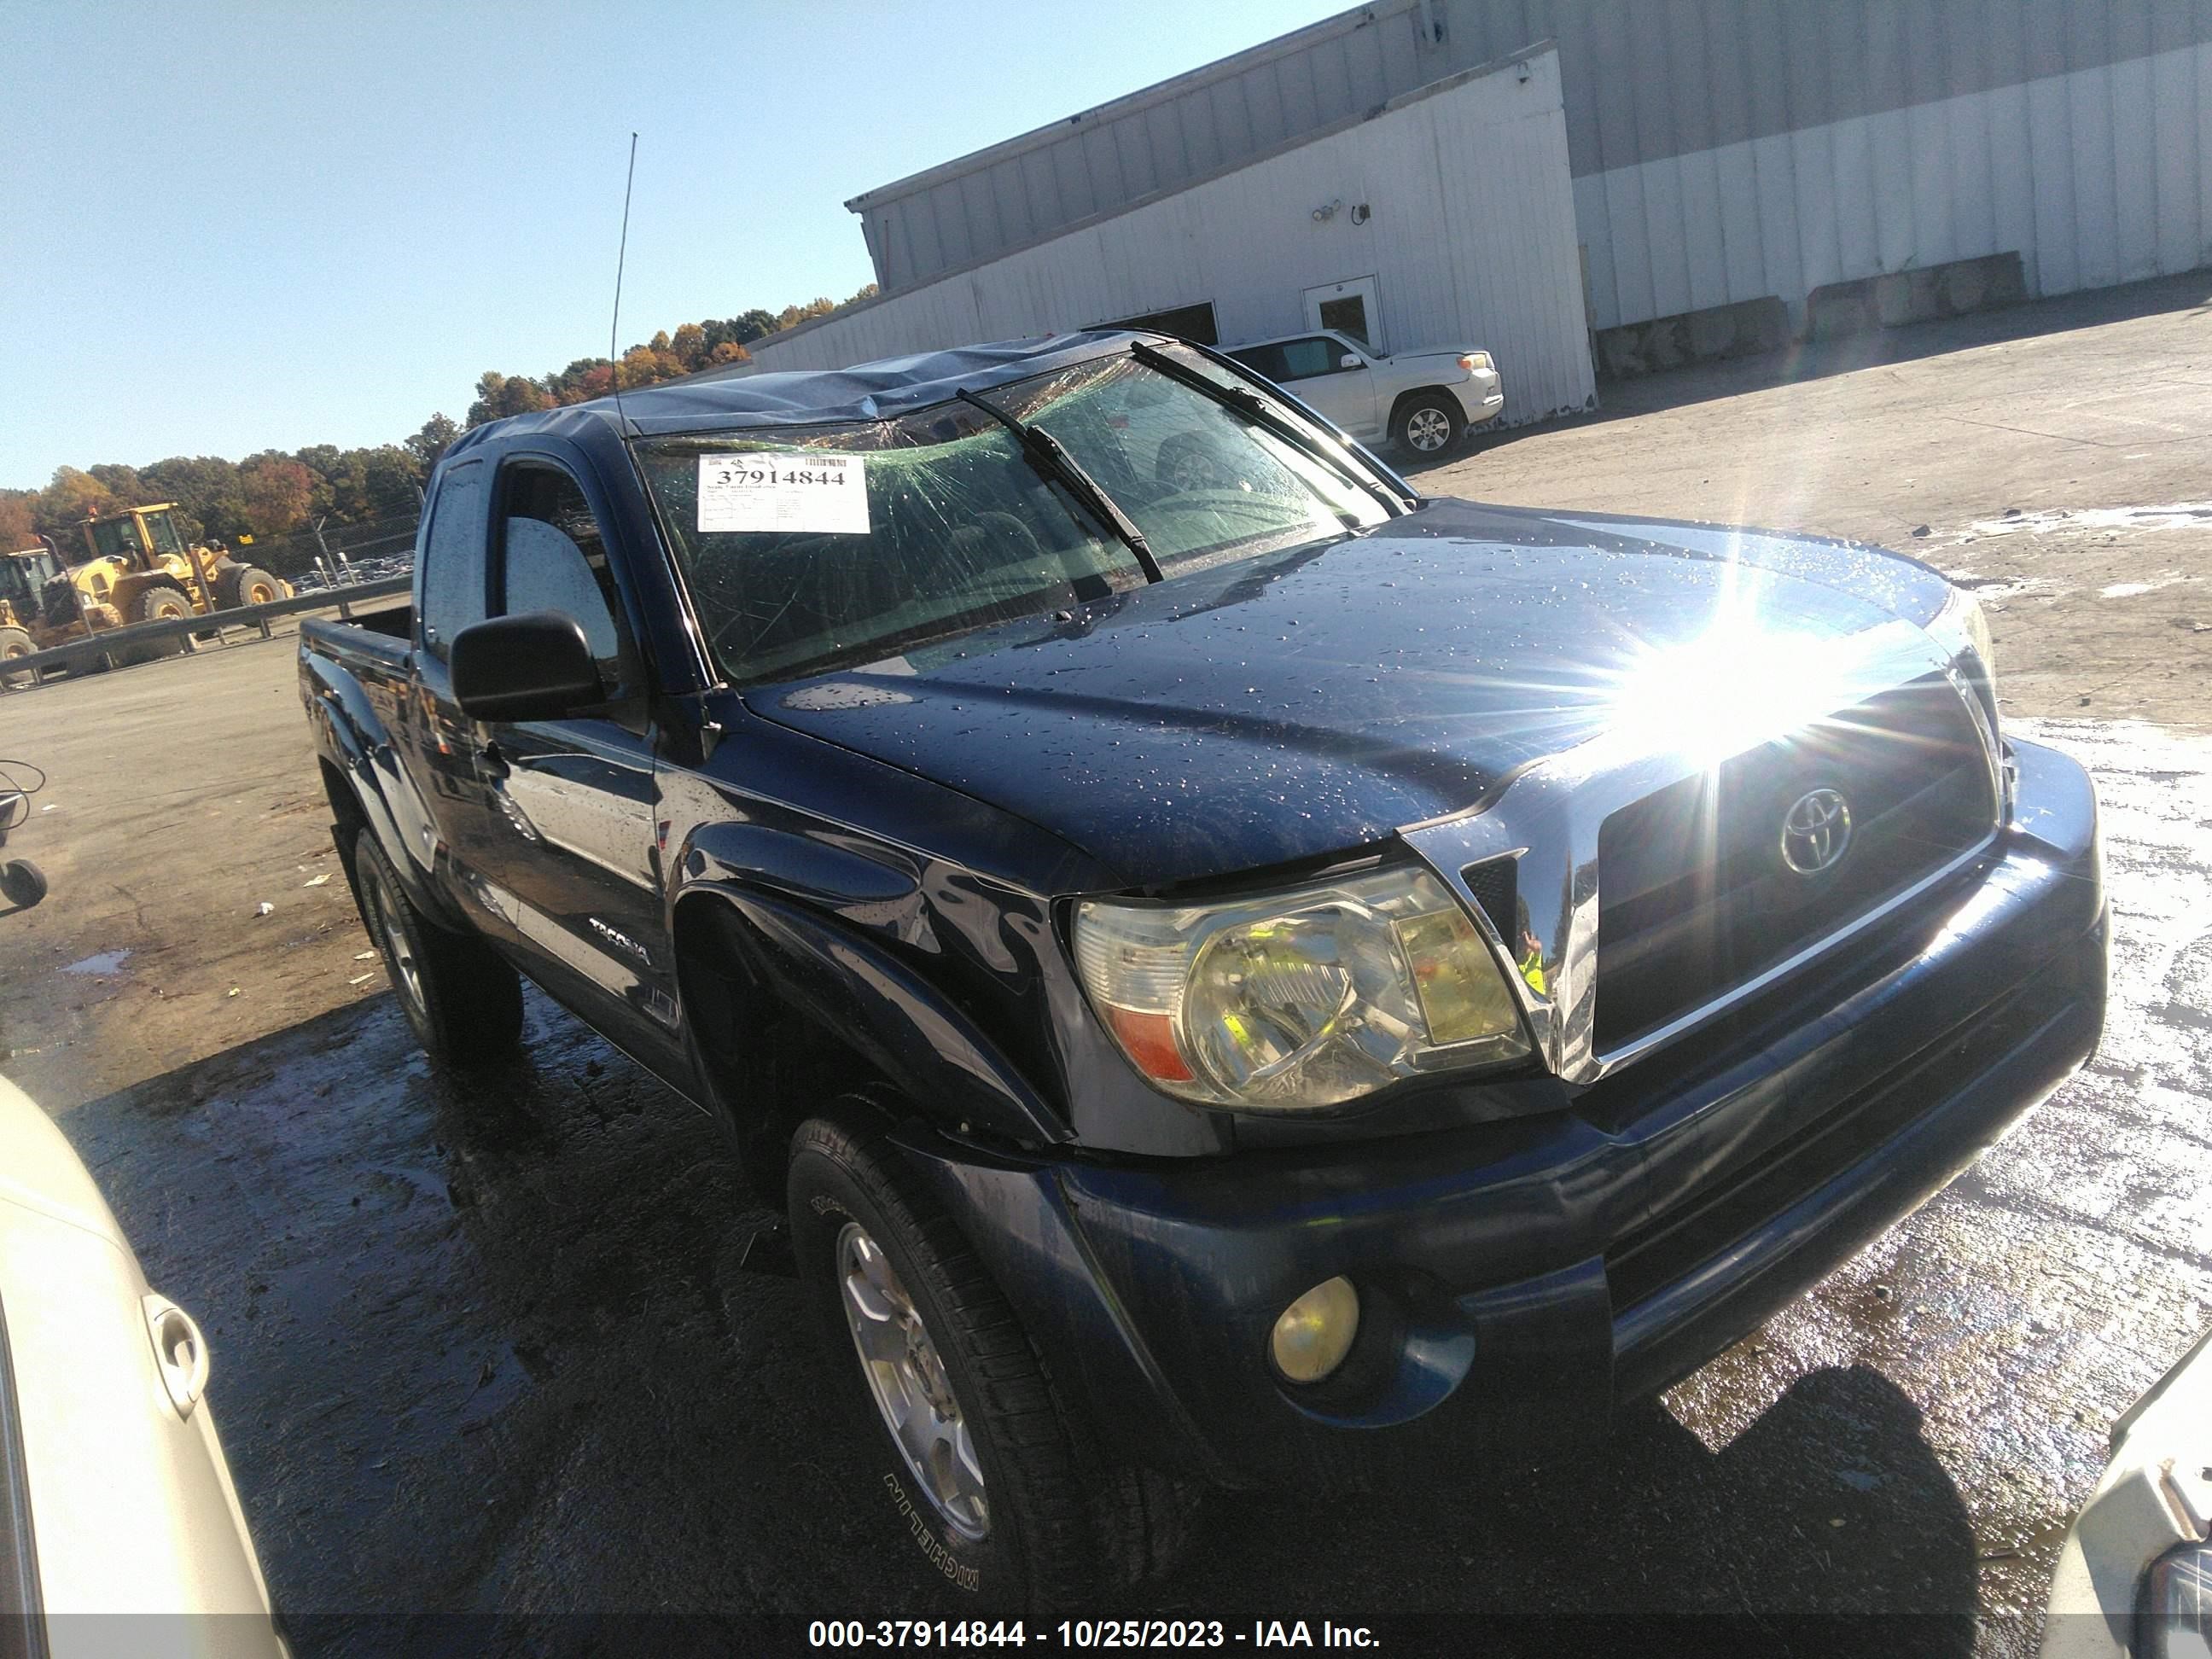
[[697, 453, 870, 535]]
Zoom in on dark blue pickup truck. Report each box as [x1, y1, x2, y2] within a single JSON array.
[[300, 330, 2106, 1610]]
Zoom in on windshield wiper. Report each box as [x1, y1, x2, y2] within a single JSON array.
[[955, 388, 1164, 583], [1128, 341, 1412, 516]]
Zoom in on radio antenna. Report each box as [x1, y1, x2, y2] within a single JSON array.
[[609, 131, 639, 434]]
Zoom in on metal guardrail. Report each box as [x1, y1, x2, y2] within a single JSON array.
[[0, 573, 411, 691]]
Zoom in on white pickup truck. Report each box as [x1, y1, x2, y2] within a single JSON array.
[[1225, 328, 1505, 457]]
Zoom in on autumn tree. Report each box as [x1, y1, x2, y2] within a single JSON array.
[[405, 414, 458, 472], [0, 492, 35, 552], [465, 370, 556, 429], [11, 282, 887, 535], [32, 468, 117, 541], [239, 456, 316, 538], [775, 296, 839, 330], [140, 456, 247, 543], [87, 463, 148, 504]]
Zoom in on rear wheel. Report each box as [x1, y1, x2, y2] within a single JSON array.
[[1393, 392, 1463, 457], [788, 1109, 1190, 1614], [351, 828, 524, 1064]]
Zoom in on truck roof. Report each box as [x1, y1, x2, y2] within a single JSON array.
[[445, 329, 1152, 459]]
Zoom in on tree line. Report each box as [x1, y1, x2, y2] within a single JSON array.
[[0, 286, 876, 568]]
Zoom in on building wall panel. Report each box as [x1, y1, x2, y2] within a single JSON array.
[[852, 1, 2212, 308], [750, 53, 1596, 425], [1576, 33, 2212, 330]]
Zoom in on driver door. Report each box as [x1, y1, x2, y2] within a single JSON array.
[[463, 452, 683, 1074], [1266, 335, 1379, 439]]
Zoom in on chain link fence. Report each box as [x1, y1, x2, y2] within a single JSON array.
[[238, 509, 419, 591]]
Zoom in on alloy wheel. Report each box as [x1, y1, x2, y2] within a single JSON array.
[[1406, 406, 1454, 451], [836, 1220, 989, 1540], [361, 861, 427, 1019]]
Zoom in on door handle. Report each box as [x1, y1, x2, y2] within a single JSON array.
[[475, 740, 510, 781], [143, 1295, 210, 1419]]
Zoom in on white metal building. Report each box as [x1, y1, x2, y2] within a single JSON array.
[[749, 1, 2212, 407], [742, 48, 1599, 425]]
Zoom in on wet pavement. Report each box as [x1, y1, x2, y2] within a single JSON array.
[[34, 715, 2205, 1657]]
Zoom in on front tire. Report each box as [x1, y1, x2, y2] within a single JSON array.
[[788, 1109, 1185, 1614], [217, 564, 282, 608], [122, 578, 194, 662], [1393, 392, 1463, 457], [0, 626, 34, 689], [350, 828, 523, 1064]]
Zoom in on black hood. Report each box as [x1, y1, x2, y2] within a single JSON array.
[[747, 499, 1956, 888]]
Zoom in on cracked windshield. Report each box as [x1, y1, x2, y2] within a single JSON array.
[[638, 346, 1388, 684]]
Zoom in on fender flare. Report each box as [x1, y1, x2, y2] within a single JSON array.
[[301, 653, 465, 931], [672, 882, 1071, 1151], [1386, 383, 1464, 437]]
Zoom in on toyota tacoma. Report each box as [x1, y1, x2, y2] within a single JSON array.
[[300, 331, 2107, 1611]]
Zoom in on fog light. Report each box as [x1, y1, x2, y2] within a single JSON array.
[[1271, 1277, 1360, 1383]]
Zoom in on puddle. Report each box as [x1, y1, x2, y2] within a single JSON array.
[[61, 950, 131, 976], [1965, 504, 2212, 538]]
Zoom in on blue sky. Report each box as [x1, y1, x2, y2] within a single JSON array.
[[0, 0, 1344, 490]]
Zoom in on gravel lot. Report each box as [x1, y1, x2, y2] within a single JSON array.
[[1, 276, 2207, 1656]]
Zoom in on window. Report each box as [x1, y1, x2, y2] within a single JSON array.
[[494, 462, 639, 705], [1003, 355, 1386, 568], [148, 514, 184, 556], [418, 459, 490, 658], [1226, 342, 1289, 381], [1316, 294, 1370, 344], [1274, 336, 1353, 381], [632, 346, 1388, 687], [639, 417, 1138, 686], [90, 519, 143, 560]]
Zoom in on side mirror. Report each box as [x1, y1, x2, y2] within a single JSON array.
[[450, 611, 603, 723], [1339, 352, 1363, 370]]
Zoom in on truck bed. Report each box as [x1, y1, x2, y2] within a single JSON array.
[[300, 605, 411, 672]]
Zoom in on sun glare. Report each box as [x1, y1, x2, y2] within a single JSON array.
[[1604, 585, 1860, 770]]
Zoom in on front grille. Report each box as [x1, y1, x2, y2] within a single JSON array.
[[1592, 674, 1996, 1054]]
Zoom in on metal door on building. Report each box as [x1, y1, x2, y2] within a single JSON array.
[[1303, 276, 1383, 351]]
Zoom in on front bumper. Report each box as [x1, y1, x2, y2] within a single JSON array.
[[897, 738, 2105, 1489], [1452, 368, 1505, 427]]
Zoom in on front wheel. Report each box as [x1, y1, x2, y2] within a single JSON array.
[[1393, 392, 1464, 457], [788, 1109, 1190, 1614], [217, 564, 282, 608], [0, 626, 34, 689], [122, 579, 193, 662], [350, 828, 523, 1064]]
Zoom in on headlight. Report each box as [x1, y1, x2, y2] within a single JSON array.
[[1073, 865, 1528, 1110], [1458, 352, 1493, 373], [1928, 583, 1999, 730]]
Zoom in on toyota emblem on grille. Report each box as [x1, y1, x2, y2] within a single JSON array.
[[1781, 788, 1853, 875]]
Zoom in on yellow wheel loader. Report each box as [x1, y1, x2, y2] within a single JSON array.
[[0, 547, 60, 684], [7, 506, 293, 670]]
